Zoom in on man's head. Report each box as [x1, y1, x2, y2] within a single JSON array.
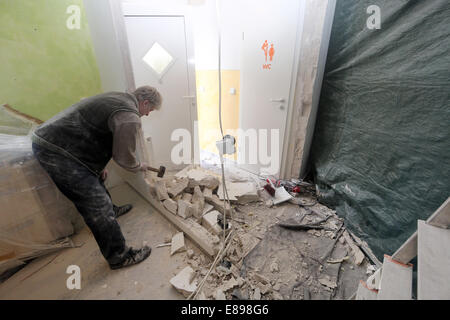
[[132, 86, 162, 116]]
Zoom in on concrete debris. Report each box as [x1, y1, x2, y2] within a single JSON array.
[[366, 268, 382, 290], [217, 181, 259, 204], [252, 273, 270, 285], [186, 249, 194, 259], [202, 203, 214, 216], [230, 264, 240, 278], [176, 167, 220, 190], [206, 194, 232, 216], [167, 177, 189, 198], [196, 291, 207, 300], [170, 266, 197, 297], [171, 232, 186, 255], [198, 176, 220, 190], [202, 187, 214, 202], [366, 265, 376, 275], [272, 292, 283, 300], [252, 288, 261, 300], [155, 180, 170, 201], [202, 210, 226, 236], [257, 282, 271, 294], [156, 242, 171, 248], [220, 277, 239, 292], [215, 289, 226, 300], [324, 231, 336, 238], [177, 199, 193, 219], [319, 276, 337, 289], [327, 256, 349, 264], [192, 186, 205, 220], [216, 265, 231, 275], [182, 192, 193, 203], [189, 260, 199, 269], [273, 282, 281, 291], [270, 261, 279, 273], [343, 231, 365, 265], [231, 289, 245, 300], [163, 198, 178, 214]]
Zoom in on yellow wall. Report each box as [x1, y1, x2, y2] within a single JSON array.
[[196, 70, 240, 159]]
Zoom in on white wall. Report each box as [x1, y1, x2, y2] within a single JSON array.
[[83, 0, 128, 92], [191, 0, 242, 70]]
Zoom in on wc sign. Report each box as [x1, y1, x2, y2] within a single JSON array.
[[261, 40, 275, 70]]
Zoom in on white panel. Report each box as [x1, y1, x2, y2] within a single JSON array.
[[418, 220, 450, 300], [377, 255, 413, 300]]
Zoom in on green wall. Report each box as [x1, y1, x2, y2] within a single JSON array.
[[0, 0, 102, 121]]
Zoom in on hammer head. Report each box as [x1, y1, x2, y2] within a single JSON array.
[[157, 166, 166, 178]]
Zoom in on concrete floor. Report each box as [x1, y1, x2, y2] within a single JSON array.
[[0, 183, 200, 300]]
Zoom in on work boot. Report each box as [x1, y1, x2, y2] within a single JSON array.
[[113, 204, 133, 218], [109, 246, 152, 270]]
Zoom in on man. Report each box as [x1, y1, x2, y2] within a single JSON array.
[[31, 86, 162, 270]]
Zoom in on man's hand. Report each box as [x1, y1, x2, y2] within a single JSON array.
[[139, 162, 149, 172], [100, 169, 108, 181]]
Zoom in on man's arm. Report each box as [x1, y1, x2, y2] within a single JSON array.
[[108, 111, 147, 173]]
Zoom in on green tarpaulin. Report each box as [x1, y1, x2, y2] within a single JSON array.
[[311, 0, 450, 259]]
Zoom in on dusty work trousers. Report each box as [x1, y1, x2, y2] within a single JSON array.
[[32, 143, 128, 265]]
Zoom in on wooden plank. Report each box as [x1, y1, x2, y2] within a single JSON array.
[[111, 162, 220, 257], [356, 280, 378, 300], [377, 255, 413, 300], [392, 197, 450, 264], [417, 220, 450, 300]]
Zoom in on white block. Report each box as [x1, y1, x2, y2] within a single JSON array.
[[418, 220, 450, 300], [377, 255, 413, 300], [171, 232, 186, 255], [170, 266, 197, 297], [202, 210, 222, 236]]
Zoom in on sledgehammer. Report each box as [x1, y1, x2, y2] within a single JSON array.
[[146, 165, 166, 178]]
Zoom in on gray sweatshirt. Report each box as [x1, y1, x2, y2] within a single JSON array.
[[108, 110, 142, 172]]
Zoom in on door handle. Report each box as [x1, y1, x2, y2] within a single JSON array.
[[270, 98, 285, 102], [182, 95, 196, 99]]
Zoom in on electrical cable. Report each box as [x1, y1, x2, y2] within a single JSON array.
[[187, 0, 234, 300]]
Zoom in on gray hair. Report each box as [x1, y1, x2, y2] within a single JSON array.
[[132, 86, 162, 110]]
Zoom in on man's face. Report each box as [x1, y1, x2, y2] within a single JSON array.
[[139, 100, 155, 117]]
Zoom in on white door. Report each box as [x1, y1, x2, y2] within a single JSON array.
[[238, 0, 303, 176], [123, 10, 197, 170]]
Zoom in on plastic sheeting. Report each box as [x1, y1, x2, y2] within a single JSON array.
[[311, 0, 450, 259], [0, 106, 81, 275]]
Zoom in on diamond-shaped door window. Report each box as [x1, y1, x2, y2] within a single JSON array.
[[142, 42, 175, 80]]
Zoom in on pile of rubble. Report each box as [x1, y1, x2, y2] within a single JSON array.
[[162, 166, 375, 300], [149, 166, 236, 238]]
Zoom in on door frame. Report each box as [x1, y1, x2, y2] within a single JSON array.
[[109, 0, 198, 165]]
